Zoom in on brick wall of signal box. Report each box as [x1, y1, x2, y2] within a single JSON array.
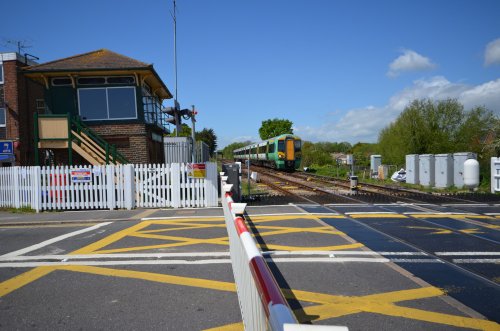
[[89, 123, 149, 164]]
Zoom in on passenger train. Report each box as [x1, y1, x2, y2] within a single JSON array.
[[233, 134, 302, 171]]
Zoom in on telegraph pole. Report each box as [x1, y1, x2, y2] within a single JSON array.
[[171, 0, 180, 136]]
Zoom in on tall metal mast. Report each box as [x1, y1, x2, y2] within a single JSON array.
[[173, 0, 178, 103]]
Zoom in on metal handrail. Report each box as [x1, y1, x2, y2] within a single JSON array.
[[71, 116, 128, 164], [34, 113, 129, 165]]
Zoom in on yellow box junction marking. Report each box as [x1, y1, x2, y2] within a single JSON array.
[[349, 213, 408, 219], [66, 214, 362, 254], [0, 217, 498, 330], [411, 214, 495, 220], [407, 226, 485, 235], [2, 264, 497, 330]]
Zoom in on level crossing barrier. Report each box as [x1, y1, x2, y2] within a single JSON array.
[[220, 171, 348, 331]]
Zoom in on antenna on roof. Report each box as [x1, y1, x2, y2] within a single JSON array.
[[3, 39, 31, 55]]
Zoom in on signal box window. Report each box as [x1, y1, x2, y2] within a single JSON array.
[[78, 87, 137, 120]]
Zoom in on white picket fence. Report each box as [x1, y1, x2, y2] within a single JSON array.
[[135, 163, 218, 208], [0, 163, 218, 212], [39, 165, 127, 211], [0, 167, 41, 210]]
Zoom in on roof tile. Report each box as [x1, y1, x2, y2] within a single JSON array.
[[25, 49, 151, 71]]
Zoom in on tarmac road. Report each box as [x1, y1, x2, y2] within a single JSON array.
[[0, 203, 499, 330]]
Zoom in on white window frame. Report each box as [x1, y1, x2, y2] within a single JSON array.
[[0, 62, 4, 84], [0, 108, 6, 127], [77, 86, 137, 121]]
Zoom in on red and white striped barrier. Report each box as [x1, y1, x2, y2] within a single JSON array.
[[222, 179, 295, 330], [221, 171, 348, 331]]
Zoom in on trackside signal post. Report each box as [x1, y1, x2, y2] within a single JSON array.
[[163, 103, 197, 162]]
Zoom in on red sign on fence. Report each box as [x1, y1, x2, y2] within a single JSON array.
[[71, 169, 92, 183], [187, 163, 206, 178]]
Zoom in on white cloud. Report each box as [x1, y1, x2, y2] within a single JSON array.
[[387, 49, 436, 77], [294, 77, 500, 144], [485, 38, 500, 66]]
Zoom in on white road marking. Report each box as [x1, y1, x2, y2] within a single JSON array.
[[345, 211, 397, 215], [269, 257, 391, 263], [1, 222, 113, 258], [436, 252, 500, 256], [403, 212, 478, 215], [0, 250, 430, 262], [442, 204, 491, 207], [0, 259, 233, 267], [0, 252, 232, 261], [141, 212, 341, 221], [452, 259, 500, 263], [390, 259, 443, 263], [264, 250, 428, 256], [0, 255, 497, 267]]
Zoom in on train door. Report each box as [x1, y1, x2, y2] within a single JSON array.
[[286, 139, 295, 161]]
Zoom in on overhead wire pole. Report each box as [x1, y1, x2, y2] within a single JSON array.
[[173, 0, 178, 103], [171, 0, 180, 136]]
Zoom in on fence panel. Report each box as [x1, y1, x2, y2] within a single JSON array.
[[134, 162, 218, 208], [0, 163, 218, 212], [39, 165, 122, 211]]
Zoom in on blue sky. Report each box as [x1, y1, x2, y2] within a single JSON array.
[[2, 0, 500, 149]]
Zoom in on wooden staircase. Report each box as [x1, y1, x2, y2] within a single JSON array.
[[34, 114, 129, 165]]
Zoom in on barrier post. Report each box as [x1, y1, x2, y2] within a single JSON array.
[[32, 166, 42, 213], [13, 167, 20, 209], [124, 164, 135, 210], [106, 165, 116, 210], [221, 165, 349, 331]]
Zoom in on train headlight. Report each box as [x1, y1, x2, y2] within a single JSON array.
[[278, 152, 285, 159]]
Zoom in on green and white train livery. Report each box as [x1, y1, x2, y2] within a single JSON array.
[[233, 134, 301, 171]]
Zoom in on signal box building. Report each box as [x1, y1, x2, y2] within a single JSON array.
[[24, 49, 173, 165]]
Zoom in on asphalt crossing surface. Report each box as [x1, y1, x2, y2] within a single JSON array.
[[0, 203, 499, 330]]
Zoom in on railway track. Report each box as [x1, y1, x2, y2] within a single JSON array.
[[228, 161, 500, 205]]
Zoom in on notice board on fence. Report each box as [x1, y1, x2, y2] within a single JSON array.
[[71, 169, 92, 183], [187, 163, 206, 178]]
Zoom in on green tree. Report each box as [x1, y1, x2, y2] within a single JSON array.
[[300, 141, 333, 167], [222, 141, 252, 159], [196, 128, 218, 156], [377, 99, 497, 176], [258, 118, 293, 140], [168, 123, 191, 137], [492, 118, 500, 156], [351, 142, 378, 166]]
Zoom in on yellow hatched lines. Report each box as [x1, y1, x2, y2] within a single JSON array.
[[407, 226, 485, 235], [349, 213, 408, 219], [71, 214, 362, 254], [1, 264, 498, 330], [286, 286, 499, 330], [411, 214, 495, 220], [1, 215, 499, 330]]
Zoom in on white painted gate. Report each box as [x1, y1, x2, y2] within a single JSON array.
[[135, 162, 218, 208]]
